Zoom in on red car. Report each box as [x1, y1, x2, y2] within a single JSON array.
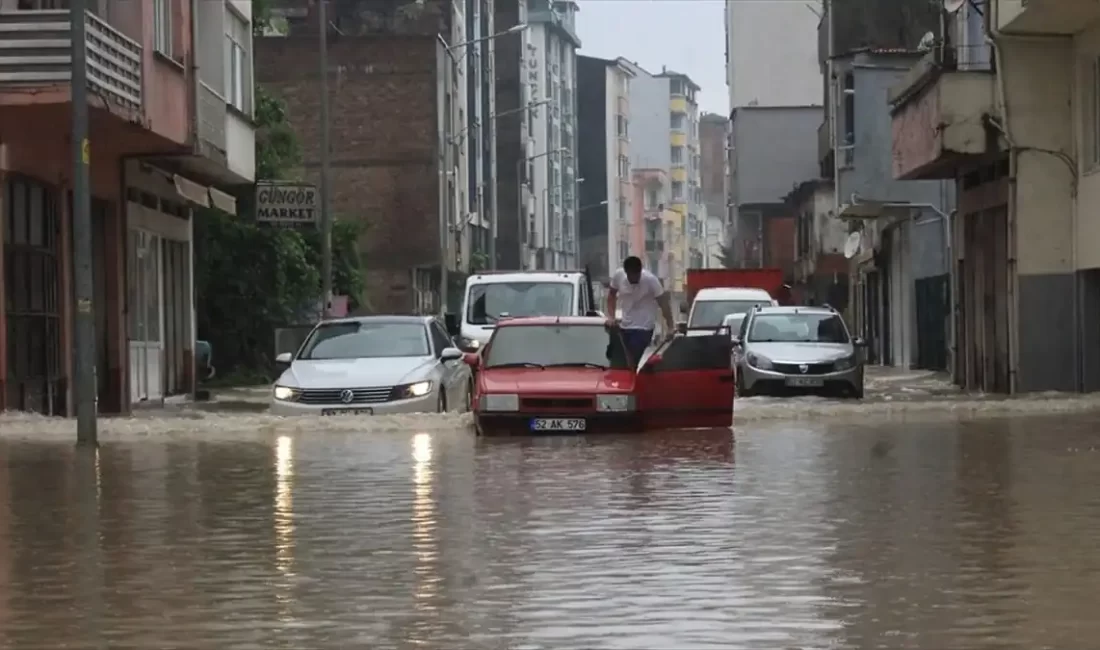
[[464, 316, 735, 436]]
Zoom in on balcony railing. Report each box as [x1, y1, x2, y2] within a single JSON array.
[[0, 9, 143, 110]]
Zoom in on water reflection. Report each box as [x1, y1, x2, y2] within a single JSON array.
[[411, 433, 439, 604], [273, 435, 296, 621]]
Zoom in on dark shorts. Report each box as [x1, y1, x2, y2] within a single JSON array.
[[621, 328, 654, 367]]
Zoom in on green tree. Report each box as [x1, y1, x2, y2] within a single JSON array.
[[193, 0, 364, 383]]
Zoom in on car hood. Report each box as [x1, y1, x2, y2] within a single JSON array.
[[745, 342, 853, 362], [279, 356, 436, 388], [481, 368, 635, 393]]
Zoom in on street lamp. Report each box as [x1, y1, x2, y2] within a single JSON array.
[[446, 23, 528, 54], [449, 99, 551, 145]]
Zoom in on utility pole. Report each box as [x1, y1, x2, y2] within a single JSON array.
[[71, 0, 97, 446], [319, 0, 333, 318]]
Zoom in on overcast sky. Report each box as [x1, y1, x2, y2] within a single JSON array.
[[575, 0, 728, 116]]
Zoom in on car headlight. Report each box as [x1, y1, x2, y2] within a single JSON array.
[[480, 393, 519, 412], [834, 355, 857, 370], [391, 381, 433, 400], [458, 337, 481, 351], [746, 353, 773, 370], [596, 394, 635, 412], [273, 385, 299, 401]]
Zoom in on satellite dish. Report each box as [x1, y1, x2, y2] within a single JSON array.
[[917, 31, 935, 51], [944, 0, 965, 14], [844, 231, 862, 259]]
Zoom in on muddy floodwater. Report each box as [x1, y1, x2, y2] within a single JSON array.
[[1, 403, 1100, 648]]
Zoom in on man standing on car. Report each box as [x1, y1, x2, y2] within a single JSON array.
[[607, 256, 675, 366]]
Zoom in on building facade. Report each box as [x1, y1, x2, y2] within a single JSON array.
[[820, 49, 955, 371], [577, 55, 633, 282], [0, 0, 254, 415], [519, 0, 580, 270], [465, 0, 497, 273], [623, 62, 704, 275], [699, 113, 729, 266], [259, 0, 468, 312], [891, 0, 1100, 393], [725, 0, 820, 109], [632, 168, 684, 300], [728, 106, 821, 274]]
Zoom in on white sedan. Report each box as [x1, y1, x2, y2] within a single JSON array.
[[270, 315, 473, 416]]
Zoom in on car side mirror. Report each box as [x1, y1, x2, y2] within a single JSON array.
[[440, 347, 463, 362], [275, 351, 293, 365], [731, 336, 742, 346], [444, 313, 460, 337], [463, 352, 480, 367], [676, 321, 688, 335]]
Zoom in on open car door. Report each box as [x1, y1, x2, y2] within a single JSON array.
[[636, 333, 735, 431]]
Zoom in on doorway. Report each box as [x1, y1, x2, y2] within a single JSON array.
[[128, 229, 163, 402]]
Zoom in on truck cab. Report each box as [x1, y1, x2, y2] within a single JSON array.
[[453, 271, 600, 352]]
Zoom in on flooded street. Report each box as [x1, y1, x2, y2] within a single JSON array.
[[1, 404, 1100, 648]]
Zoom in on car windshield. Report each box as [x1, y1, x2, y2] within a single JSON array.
[[466, 282, 574, 325], [484, 324, 632, 369], [747, 313, 850, 344], [690, 300, 771, 328], [298, 321, 430, 360], [723, 314, 745, 335]]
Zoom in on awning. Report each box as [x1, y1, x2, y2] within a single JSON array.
[[208, 187, 237, 216], [173, 174, 210, 208]]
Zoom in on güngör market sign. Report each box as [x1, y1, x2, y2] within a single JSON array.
[[255, 181, 318, 225]]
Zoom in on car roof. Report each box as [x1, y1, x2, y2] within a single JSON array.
[[319, 314, 432, 326], [467, 271, 584, 285], [751, 305, 836, 316], [493, 315, 606, 327], [694, 287, 774, 300]]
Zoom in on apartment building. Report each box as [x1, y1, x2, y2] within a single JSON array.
[[577, 55, 633, 281], [725, 0, 819, 110], [888, 0, 1097, 393], [624, 62, 704, 275], [699, 113, 729, 267], [632, 168, 684, 302], [0, 0, 255, 415], [518, 0, 580, 270], [465, 0, 498, 272], [259, 0, 471, 312]]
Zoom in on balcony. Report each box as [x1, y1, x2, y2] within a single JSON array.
[[889, 45, 995, 180], [0, 9, 142, 112], [670, 97, 687, 113], [997, 0, 1100, 35], [670, 131, 686, 147], [670, 167, 686, 182]]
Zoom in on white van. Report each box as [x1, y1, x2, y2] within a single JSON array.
[[452, 271, 599, 351], [687, 287, 777, 332]]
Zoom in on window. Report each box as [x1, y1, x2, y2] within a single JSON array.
[[154, 0, 171, 56], [841, 72, 855, 167], [618, 155, 630, 178], [670, 113, 685, 130], [485, 324, 632, 369], [429, 322, 453, 356], [671, 146, 684, 164], [670, 79, 685, 95], [225, 7, 251, 114], [618, 240, 629, 262], [671, 181, 684, 200], [616, 114, 629, 138], [299, 322, 431, 360], [618, 199, 628, 222], [645, 187, 659, 209]]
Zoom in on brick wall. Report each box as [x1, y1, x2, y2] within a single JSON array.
[[256, 35, 442, 313]]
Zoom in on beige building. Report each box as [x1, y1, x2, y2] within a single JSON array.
[[889, 0, 1100, 394]]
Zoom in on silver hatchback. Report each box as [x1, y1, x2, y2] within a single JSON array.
[[733, 306, 865, 398]]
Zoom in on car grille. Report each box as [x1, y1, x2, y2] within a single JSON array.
[[772, 362, 835, 375], [297, 387, 393, 405], [521, 397, 594, 409]]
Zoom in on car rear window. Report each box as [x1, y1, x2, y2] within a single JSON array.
[[485, 324, 632, 370]]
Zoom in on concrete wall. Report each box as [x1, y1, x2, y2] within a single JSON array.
[[628, 73, 670, 170], [731, 106, 822, 206], [726, 0, 820, 108]]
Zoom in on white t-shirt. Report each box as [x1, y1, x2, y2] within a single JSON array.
[[609, 268, 664, 330]]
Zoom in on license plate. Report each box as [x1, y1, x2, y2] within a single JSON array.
[[530, 418, 586, 432], [320, 408, 374, 416], [785, 377, 824, 388]]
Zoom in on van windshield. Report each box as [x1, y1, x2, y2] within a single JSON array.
[[466, 282, 575, 325], [689, 300, 771, 328]]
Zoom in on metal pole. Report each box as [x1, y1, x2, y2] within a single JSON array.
[[319, 0, 333, 318], [71, 0, 97, 446], [516, 156, 524, 270]]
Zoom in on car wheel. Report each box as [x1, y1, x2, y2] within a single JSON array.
[[736, 371, 755, 398], [437, 391, 447, 413], [464, 382, 474, 412]]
